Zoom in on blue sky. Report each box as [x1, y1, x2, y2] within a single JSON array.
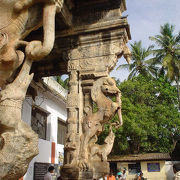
[[110, 0, 180, 81]]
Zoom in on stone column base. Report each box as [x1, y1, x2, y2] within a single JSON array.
[[61, 165, 93, 180], [92, 161, 109, 179], [61, 162, 109, 180]]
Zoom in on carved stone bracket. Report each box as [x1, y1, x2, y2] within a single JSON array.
[[62, 74, 123, 179], [0, 58, 38, 180]]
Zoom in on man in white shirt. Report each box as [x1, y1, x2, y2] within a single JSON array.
[[121, 169, 126, 180], [44, 166, 55, 180]]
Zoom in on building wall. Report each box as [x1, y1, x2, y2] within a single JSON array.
[[22, 78, 67, 180], [23, 139, 52, 180], [141, 161, 166, 180], [117, 160, 167, 180]]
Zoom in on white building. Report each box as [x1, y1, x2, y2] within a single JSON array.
[[21, 77, 67, 180]]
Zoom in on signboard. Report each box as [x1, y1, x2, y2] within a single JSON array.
[[34, 162, 60, 180], [59, 152, 64, 166], [147, 163, 160, 172]]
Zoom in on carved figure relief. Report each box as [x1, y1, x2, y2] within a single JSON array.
[[63, 76, 122, 175], [89, 126, 115, 162], [78, 77, 123, 171], [64, 65, 80, 167], [64, 132, 77, 165]]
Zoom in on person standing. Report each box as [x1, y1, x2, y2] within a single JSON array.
[[121, 170, 126, 180], [44, 166, 55, 180], [173, 163, 180, 180], [116, 171, 122, 180], [116, 174, 122, 180], [137, 172, 144, 180], [107, 171, 116, 180]]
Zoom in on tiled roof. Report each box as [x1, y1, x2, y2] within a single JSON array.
[[108, 153, 171, 162]]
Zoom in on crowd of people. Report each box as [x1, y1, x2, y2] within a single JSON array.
[[44, 163, 180, 180], [103, 169, 143, 180], [99, 163, 180, 180], [99, 169, 127, 180]]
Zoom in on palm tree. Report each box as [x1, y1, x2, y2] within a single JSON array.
[[117, 41, 157, 79], [149, 23, 180, 109]]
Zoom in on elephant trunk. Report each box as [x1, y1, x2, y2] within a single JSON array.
[[42, 3, 56, 57]]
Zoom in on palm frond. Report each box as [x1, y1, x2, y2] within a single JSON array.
[[128, 69, 137, 80], [116, 64, 130, 70], [144, 57, 158, 65]]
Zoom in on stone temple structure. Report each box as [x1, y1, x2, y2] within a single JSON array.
[[0, 0, 131, 179]]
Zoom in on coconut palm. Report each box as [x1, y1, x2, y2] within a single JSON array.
[[149, 23, 180, 109], [117, 41, 157, 79]]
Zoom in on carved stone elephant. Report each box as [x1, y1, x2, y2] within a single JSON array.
[[0, 0, 63, 88], [0, 0, 63, 179]]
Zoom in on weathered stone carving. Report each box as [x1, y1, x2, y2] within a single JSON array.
[[0, 0, 63, 88], [0, 58, 38, 180], [79, 77, 123, 171], [64, 132, 77, 165], [89, 126, 115, 162], [0, 0, 63, 179], [62, 76, 123, 179], [64, 62, 80, 168]]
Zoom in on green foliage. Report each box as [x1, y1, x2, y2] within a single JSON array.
[[149, 23, 180, 79], [97, 124, 110, 145], [150, 23, 180, 109], [117, 41, 157, 79], [56, 76, 69, 90], [110, 75, 180, 155], [99, 23, 180, 156]]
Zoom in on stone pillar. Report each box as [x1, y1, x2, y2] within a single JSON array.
[[62, 60, 94, 180], [64, 62, 80, 166], [61, 23, 131, 180], [58, 1, 131, 179]]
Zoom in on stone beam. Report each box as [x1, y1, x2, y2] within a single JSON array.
[[56, 17, 130, 39], [32, 17, 131, 77]]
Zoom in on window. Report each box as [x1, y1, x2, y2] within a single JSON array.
[[31, 106, 48, 140], [110, 162, 117, 174], [147, 163, 160, 172], [128, 163, 141, 174], [57, 118, 67, 145]]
